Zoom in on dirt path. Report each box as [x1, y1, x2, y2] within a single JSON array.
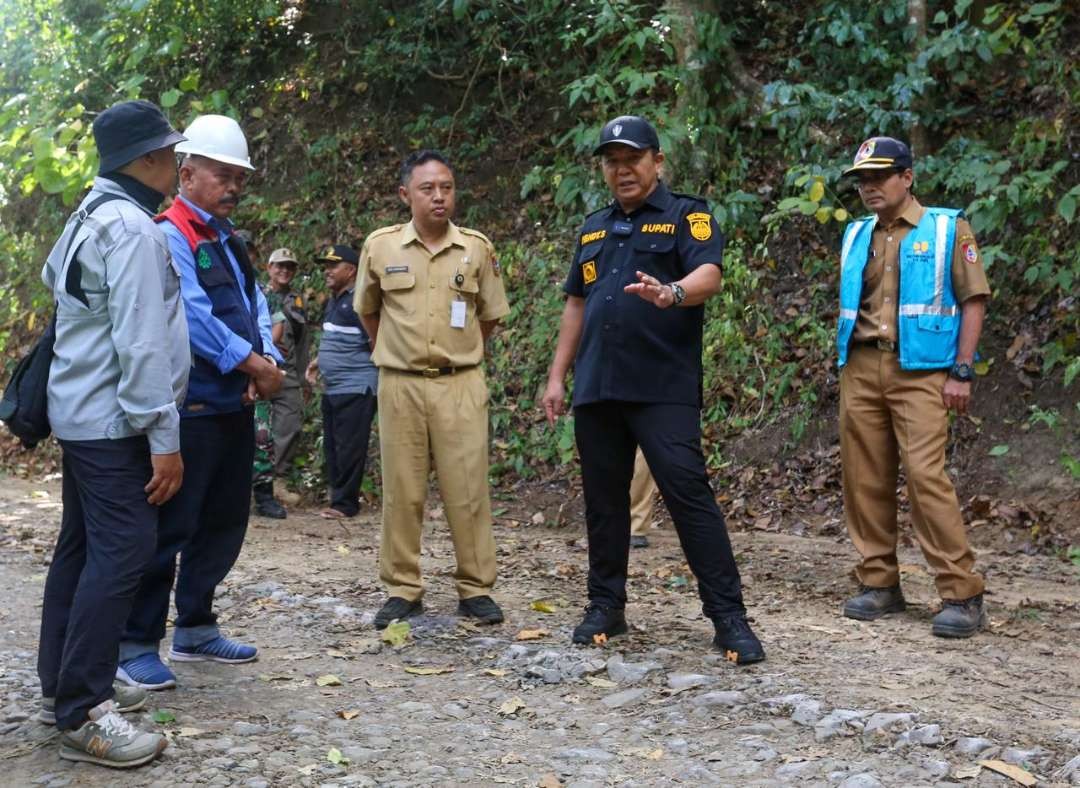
[[1, 476, 1077, 787]]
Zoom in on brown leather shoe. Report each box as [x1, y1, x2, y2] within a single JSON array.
[[932, 594, 987, 638]]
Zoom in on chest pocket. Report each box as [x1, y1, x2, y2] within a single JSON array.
[[449, 275, 479, 299], [632, 233, 678, 279], [577, 240, 605, 288], [196, 257, 236, 289], [380, 272, 416, 316]]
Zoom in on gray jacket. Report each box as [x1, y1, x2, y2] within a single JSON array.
[[42, 177, 190, 454]]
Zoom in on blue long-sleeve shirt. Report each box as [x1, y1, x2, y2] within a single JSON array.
[[161, 195, 282, 373]]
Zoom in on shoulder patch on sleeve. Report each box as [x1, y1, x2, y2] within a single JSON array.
[[686, 212, 713, 242]]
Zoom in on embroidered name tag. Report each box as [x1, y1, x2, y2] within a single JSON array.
[[385, 265, 409, 274], [640, 223, 675, 234], [581, 229, 606, 245]]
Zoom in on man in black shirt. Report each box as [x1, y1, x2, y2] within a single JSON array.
[[542, 116, 764, 663]]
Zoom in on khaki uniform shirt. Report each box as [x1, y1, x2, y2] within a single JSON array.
[[356, 220, 510, 371], [852, 198, 991, 344]]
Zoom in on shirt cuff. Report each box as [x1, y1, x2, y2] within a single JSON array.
[[146, 410, 181, 454], [213, 336, 254, 374]]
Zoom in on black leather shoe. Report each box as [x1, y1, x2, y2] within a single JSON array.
[[842, 584, 906, 621], [253, 483, 287, 519], [712, 615, 766, 664], [572, 604, 628, 644], [932, 594, 987, 638], [457, 595, 504, 624], [630, 535, 649, 549], [374, 596, 423, 629]]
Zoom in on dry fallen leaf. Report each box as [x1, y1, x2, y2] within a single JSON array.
[[530, 599, 557, 614], [176, 726, 206, 737], [515, 628, 549, 641], [325, 648, 347, 658], [500, 752, 523, 765], [978, 760, 1036, 786], [337, 710, 360, 720], [315, 674, 342, 687], [404, 665, 455, 676], [537, 775, 562, 788], [297, 764, 319, 775], [586, 676, 617, 689], [484, 668, 508, 677], [498, 696, 527, 716], [952, 764, 982, 780]]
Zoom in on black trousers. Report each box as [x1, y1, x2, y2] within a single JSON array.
[[573, 401, 745, 619], [321, 390, 376, 516], [38, 437, 157, 730], [122, 410, 254, 653]]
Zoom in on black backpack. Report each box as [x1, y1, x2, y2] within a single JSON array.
[[0, 194, 125, 448]]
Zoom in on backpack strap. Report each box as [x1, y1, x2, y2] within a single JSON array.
[[62, 193, 130, 309]]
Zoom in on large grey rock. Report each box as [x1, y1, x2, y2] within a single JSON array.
[[954, 736, 995, 755], [1002, 746, 1047, 765], [1053, 754, 1080, 783], [666, 673, 712, 691], [602, 688, 646, 708], [605, 654, 662, 685], [790, 699, 823, 726], [815, 709, 866, 741], [232, 722, 265, 736], [863, 712, 916, 736], [555, 747, 616, 763], [896, 724, 942, 747], [838, 775, 883, 788], [692, 690, 748, 708]]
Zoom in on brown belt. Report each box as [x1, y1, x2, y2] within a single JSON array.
[[855, 339, 897, 353], [400, 364, 478, 378]]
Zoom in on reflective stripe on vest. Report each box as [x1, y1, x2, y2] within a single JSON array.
[[836, 207, 962, 370]]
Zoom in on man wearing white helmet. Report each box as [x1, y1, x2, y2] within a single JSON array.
[[119, 115, 284, 690]]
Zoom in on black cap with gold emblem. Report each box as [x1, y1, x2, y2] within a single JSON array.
[[314, 244, 359, 266], [593, 115, 661, 155], [842, 136, 913, 176]]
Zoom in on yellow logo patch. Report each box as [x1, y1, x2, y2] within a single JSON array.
[[912, 240, 930, 254], [582, 260, 597, 285], [581, 229, 607, 245], [641, 223, 675, 234], [686, 212, 713, 242]]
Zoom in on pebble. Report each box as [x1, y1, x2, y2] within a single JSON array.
[[838, 773, 884, 788], [863, 712, 916, 736], [815, 710, 866, 742], [896, 724, 942, 747], [232, 721, 266, 736], [606, 653, 662, 685], [954, 736, 995, 755], [602, 688, 646, 708], [3, 709, 29, 723], [1054, 754, 1080, 782], [691, 690, 747, 708], [1002, 746, 1047, 765], [790, 699, 823, 726], [555, 747, 615, 762], [667, 673, 712, 691]]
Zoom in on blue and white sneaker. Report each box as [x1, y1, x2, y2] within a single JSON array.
[[115, 654, 177, 691], [169, 636, 258, 664]]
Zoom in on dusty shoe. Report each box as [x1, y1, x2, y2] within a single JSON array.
[[842, 584, 906, 621], [374, 597, 424, 630], [254, 483, 287, 519], [932, 594, 988, 638], [58, 700, 167, 768], [457, 595, 504, 624], [169, 635, 257, 664], [712, 615, 766, 665], [40, 684, 147, 725], [630, 534, 649, 549], [571, 604, 627, 645]]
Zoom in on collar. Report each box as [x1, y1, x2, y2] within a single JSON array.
[[609, 180, 673, 216], [177, 194, 234, 237], [332, 284, 356, 300], [400, 220, 465, 252], [876, 197, 924, 230], [100, 171, 164, 214]]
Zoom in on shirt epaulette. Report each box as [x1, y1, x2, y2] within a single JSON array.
[[670, 191, 710, 206], [366, 224, 404, 241], [458, 226, 494, 246]]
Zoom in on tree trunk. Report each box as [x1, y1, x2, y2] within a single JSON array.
[[908, 0, 929, 157]]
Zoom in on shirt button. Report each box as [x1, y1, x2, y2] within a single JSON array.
[[883, 297, 890, 303], [880, 324, 888, 331], [612, 268, 618, 274], [603, 323, 611, 330], [430, 282, 436, 289], [886, 266, 893, 272], [887, 236, 893, 242], [605, 296, 612, 302], [618, 242, 624, 248]]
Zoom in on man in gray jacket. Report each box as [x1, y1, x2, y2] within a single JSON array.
[[36, 100, 190, 769]]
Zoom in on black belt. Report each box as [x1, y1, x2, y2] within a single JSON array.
[[400, 364, 478, 378], [855, 339, 897, 353]]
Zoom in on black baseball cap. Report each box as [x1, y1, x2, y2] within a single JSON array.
[[842, 136, 913, 176], [93, 100, 186, 174], [315, 244, 359, 266], [593, 115, 661, 155]]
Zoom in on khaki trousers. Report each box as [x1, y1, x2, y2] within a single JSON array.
[[839, 345, 983, 600], [377, 367, 497, 601], [629, 447, 657, 536]]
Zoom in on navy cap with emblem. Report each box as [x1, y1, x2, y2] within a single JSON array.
[[93, 99, 186, 174], [315, 244, 359, 266], [593, 115, 661, 156], [842, 136, 913, 176]]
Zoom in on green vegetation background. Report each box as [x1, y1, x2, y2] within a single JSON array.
[[0, 0, 1076, 494]]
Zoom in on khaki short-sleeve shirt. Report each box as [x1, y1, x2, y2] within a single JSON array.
[[852, 198, 991, 344], [356, 220, 510, 370]]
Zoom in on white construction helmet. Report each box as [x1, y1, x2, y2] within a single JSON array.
[[175, 114, 255, 171]]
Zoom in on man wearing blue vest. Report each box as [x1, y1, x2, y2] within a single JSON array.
[[836, 137, 990, 638], [118, 115, 284, 689]]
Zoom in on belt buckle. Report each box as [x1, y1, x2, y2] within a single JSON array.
[[876, 339, 897, 353], [421, 368, 441, 378]]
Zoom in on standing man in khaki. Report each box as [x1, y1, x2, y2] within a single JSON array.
[[837, 136, 990, 638], [357, 150, 510, 629]]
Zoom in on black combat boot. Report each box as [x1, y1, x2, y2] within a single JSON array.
[[931, 594, 987, 638], [253, 482, 286, 519], [842, 584, 906, 621], [374, 597, 424, 630], [572, 604, 628, 644], [712, 614, 766, 664]]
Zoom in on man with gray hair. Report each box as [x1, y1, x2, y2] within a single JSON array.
[[119, 115, 283, 690]]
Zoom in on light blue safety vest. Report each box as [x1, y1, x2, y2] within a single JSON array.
[[837, 207, 962, 370]]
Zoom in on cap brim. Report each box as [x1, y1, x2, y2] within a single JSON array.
[[593, 139, 650, 156], [842, 159, 901, 176], [98, 129, 187, 173]]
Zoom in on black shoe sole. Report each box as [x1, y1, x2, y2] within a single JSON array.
[[456, 603, 504, 625], [571, 620, 628, 645], [842, 600, 906, 621], [256, 509, 287, 519], [714, 644, 766, 665]]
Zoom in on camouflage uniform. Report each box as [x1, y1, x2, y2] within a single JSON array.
[[253, 398, 275, 488]]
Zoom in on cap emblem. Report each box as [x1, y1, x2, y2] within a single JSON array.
[[613, 124, 623, 137], [323, 247, 341, 261], [854, 139, 876, 164]]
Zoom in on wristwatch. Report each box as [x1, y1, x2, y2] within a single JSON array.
[[669, 282, 686, 306], [949, 362, 974, 382]]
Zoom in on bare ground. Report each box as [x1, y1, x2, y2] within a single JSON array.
[[0, 475, 1078, 788]]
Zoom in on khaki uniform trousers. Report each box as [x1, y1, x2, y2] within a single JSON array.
[[629, 447, 657, 536], [839, 345, 983, 600], [377, 367, 497, 601], [270, 379, 304, 476]]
